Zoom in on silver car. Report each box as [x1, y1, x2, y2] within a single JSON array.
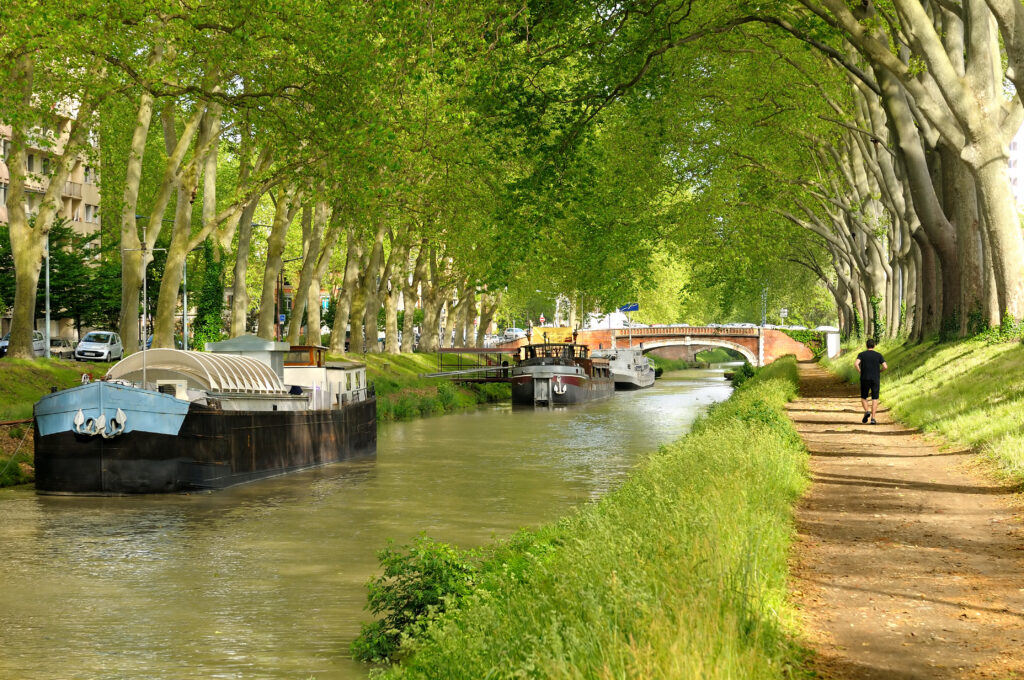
[[0, 330, 46, 358], [75, 331, 124, 362], [49, 337, 76, 359]]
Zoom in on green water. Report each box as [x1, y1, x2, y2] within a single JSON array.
[[0, 369, 732, 679]]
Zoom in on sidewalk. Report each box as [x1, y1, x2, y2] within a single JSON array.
[[786, 362, 1024, 679]]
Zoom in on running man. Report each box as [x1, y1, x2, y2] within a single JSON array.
[[855, 338, 888, 424]]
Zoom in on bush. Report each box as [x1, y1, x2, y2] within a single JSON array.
[[730, 361, 756, 387], [352, 536, 480, 662], [0, 451, 34, 487]]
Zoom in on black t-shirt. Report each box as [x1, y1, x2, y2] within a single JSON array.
[[857, 349, 885, 381]]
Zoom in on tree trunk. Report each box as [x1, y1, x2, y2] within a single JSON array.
[[359, 225, 387, 353], [400, 246, 425, 353], [152, 185, 194, 347], [288, 202, 328, 345], [349, 283, 367, 354], [420, 293, 443, 353], [476, 291, 502, 346], [328, 223, 363, 353], [229, 196, 262, 337], [384, 283, 401, 353], [256, 186, 299, 340]]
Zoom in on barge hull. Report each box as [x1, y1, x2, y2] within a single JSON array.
[[510, 376, 613, 405], [34, 398, 377, 495]]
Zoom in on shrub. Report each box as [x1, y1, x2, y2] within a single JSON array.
[[352, 536, 480, 662], [730, 361, 756, 387]]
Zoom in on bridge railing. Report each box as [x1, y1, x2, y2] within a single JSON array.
[[612, 326, 760, 337]]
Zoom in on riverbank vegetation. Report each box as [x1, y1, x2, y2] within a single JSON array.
[[341, 353, 509, 422], [0, 358, 110, 422], [826, 340, 1024, 483], [0, 358, 115, 487], [353, 357, 811, 678]]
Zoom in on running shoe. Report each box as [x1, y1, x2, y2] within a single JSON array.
[[862, 412, 870, 423]]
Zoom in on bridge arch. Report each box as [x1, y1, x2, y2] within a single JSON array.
[[638, 338, 758, 366]]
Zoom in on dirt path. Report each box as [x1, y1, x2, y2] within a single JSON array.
[[786, 362, 1024, 680]]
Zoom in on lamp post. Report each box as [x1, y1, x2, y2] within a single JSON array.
[[182, 254, 188, 351], [123, 225, 166, 387], [44, 234, 50, 358], [276, 257, 302, 341]]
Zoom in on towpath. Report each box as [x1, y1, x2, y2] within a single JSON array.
[[786, 362, 1024, 679]]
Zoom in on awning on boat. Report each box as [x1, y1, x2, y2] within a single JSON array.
[[107, 349, 288, 394]]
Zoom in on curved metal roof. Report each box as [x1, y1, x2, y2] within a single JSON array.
[[107, 349, 287, 394]]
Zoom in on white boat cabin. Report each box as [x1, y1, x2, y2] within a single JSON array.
[[282, 345, 369, 409]]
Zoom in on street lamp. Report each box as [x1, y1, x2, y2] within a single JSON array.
[[124, 225, 166, 386], [276, 257, 302, 341], [44, 234, 50, 358]]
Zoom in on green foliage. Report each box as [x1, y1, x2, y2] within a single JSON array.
[[0, 222, 120, 334], [352, 536, 480, 662], [780, 329, 826, 358], [729, 361, 756, 388], [191, 241, 226, 349], [869, 295, 884, 341], [0, 449, 33, 487], [364, 357, 808, 678]]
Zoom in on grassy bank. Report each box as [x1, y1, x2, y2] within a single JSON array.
[[825, 338, 1024, 482], [355, 357, 811, 679], [0, 357, 111, 421], [0, 357, 114, 488], [335, 352, 510, 422]]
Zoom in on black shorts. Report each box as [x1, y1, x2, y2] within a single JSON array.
[[860, 378, 880, 400]]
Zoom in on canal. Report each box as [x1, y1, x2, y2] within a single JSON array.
[[0, 367, 733, 679]]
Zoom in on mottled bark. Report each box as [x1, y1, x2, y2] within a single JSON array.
[[328, 223, 363, 353], [256, 186, 300, 340]]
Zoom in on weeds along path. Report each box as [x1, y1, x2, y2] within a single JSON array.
[[786, 362, 1024, 680]]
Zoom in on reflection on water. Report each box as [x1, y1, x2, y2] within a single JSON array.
[[0, 368, 732, 679]]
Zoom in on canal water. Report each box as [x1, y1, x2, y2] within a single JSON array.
[[0, 367, 733, 679]]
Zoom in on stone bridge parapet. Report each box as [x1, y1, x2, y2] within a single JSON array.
[[496, 326, 815, 367]]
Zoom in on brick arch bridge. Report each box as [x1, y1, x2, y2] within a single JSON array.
[[504, 326, 814, 367]]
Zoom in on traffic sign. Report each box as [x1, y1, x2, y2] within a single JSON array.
[[279, 314, 286, 323]]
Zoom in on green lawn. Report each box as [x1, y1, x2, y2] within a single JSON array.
[[825, 338, 1024, 482], [0, 357, 113, 421]]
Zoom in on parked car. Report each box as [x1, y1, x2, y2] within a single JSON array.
[[75, 331, 124, 362], [50, 337, 76, 359], [502, 327, 527, 341], [0, 330, 46, 358]]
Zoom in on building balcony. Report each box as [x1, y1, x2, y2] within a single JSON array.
[[63, 181, 82, 198]]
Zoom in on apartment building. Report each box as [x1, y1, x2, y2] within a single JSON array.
[[0, 120, 101, 234], [0, 115, 101, 339]]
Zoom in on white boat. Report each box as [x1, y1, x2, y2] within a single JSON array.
[[591, 348, 655, 390]]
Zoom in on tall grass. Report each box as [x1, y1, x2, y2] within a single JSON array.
[[0, 357, 111, 421], [360, 358, 810, 679], [825, 338, 1024, 481]]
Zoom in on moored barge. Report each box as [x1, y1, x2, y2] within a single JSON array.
[[510, 343, 614, 405], [33, 336, 376, 495], [591, 347, 656, 390]]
